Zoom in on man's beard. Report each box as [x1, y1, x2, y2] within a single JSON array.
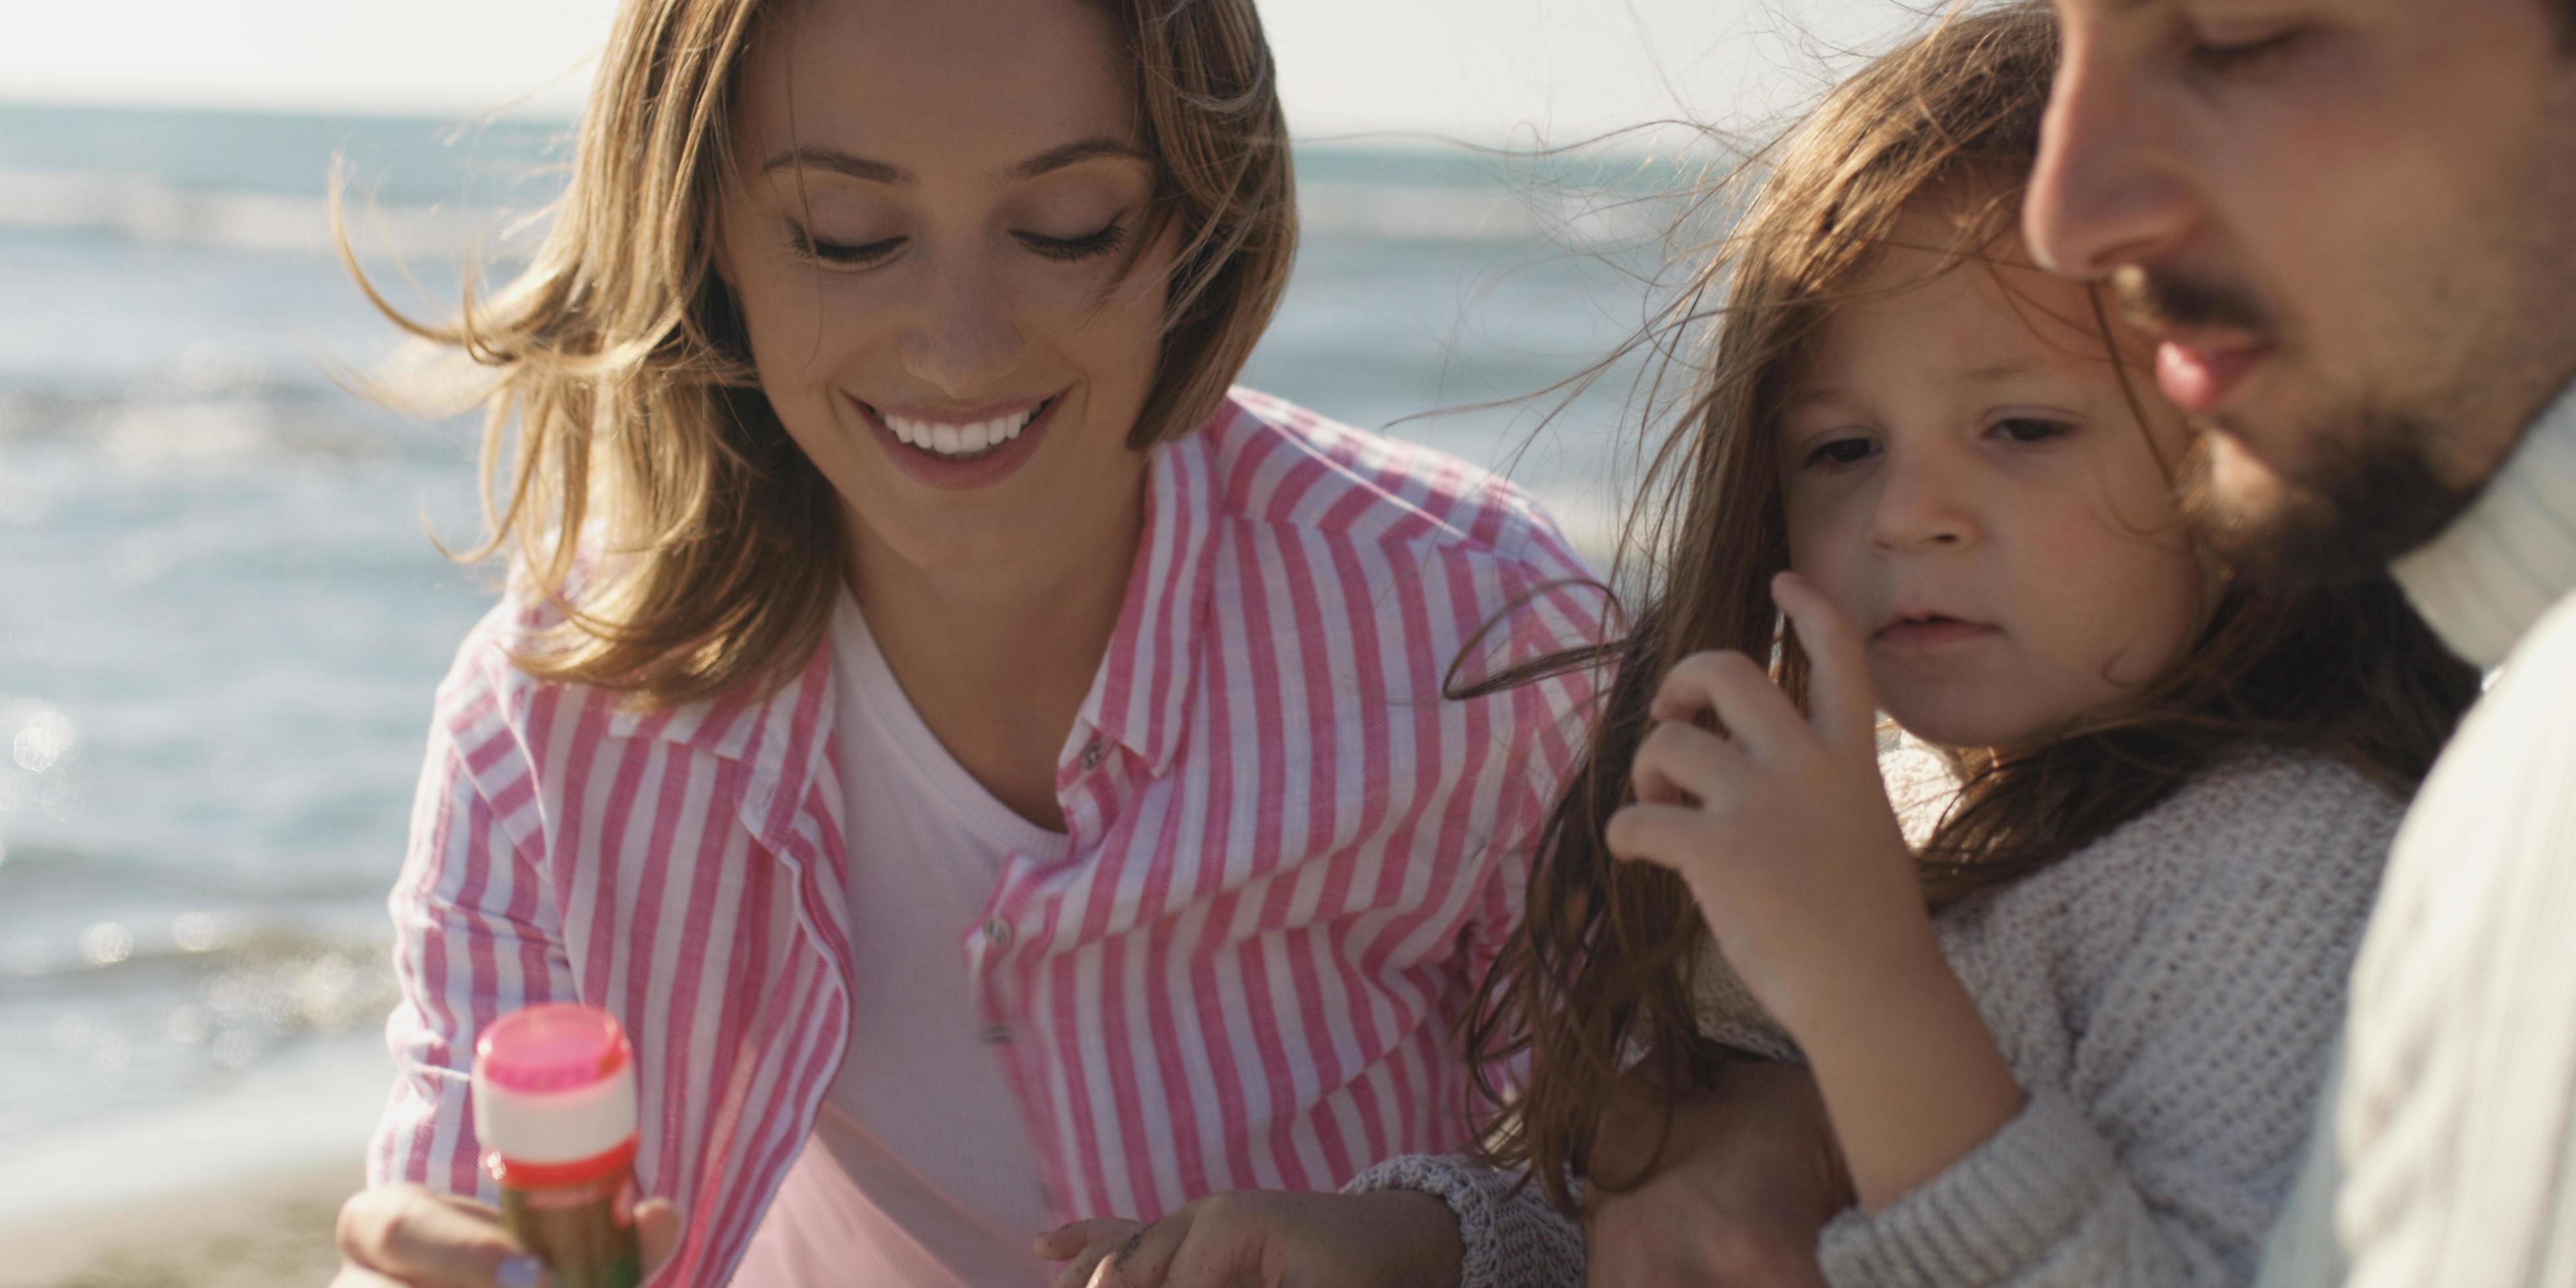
[[2112, 265, 2481, 586], [2176, 409, 2478, 587]]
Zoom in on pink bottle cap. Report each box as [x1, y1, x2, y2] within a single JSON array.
[[476, 1004, 633, 1093], [472, 1004, 639, 1171]]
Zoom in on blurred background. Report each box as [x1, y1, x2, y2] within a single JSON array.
[[0, 0, 1904, 1281]]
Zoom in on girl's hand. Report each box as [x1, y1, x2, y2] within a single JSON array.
[[331, 1184, 682, 1287], [1582, 1062, 1844, 1288], [1603, 572, 1929, 1031], [1035, 1190, 1462, 1288], [1607, 572, 2024, 1210]]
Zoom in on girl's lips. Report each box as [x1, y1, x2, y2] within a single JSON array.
[[1874, 618, 2000, 653], [2155, 338, 2270, 414]]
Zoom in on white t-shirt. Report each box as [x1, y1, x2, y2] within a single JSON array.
[[731, 594, 1065, 1287]]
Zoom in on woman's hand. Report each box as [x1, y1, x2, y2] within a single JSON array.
[[1582, 1062, 1846, 1288], [1603, 572, 1927, 1032], [1605, 571, 2024, 1210], [1036, 1190, 1462, 1288], [331, 1184, 681, 1287]]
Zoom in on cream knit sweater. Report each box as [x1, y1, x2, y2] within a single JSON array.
[[1350, 739, 2406, 1287], [2257, 384, 2576, 1287]]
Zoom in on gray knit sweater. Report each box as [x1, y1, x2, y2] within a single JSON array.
[[1347, 742, 2404, 1287]]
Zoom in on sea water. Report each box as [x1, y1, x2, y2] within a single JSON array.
[[0, 100, 1682, 1166]]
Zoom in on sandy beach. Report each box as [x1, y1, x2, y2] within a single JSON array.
[[0, 1036, 388, 1288], [0, 1161, 354, 1288]]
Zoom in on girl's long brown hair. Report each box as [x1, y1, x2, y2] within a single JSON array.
[[336, 0, 1295, 710], [1461, 1, 2480, 1212]]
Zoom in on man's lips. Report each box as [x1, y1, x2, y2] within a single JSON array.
[[2153, 334, 2272, 414]]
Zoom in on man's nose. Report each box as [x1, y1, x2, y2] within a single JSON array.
[[2023, 37, 2199, 278]]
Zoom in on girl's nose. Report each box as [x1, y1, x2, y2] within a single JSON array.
[[1868, 452, 1983, 554]]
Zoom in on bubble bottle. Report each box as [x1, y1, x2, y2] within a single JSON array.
[[472, 1004, 647, 1288]]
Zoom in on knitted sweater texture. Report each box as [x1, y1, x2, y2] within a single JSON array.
[[1350, 743, 2403, 1287], [2257, 384, 2576, 1287]]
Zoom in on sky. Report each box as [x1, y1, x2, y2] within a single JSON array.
[[2, 0, 1913, 141]]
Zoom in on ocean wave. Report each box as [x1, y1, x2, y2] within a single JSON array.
[[0, 842, 392, 1000], [0, 383, 461, 464], [0, 167, 530, 259], [1295, 179, 1661, 247], [0, 166, 1661, 258]]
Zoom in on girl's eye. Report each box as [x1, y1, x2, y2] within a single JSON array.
[[1989, 416, 2076, 445], [790, 227, 904, 268], [1016, 219, 1130, 263], [1802, 436, 1879, 471], [2186, 27, 2305, 75]]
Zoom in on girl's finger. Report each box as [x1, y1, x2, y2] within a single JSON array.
[[1773, 572, 1875, 750], [1089, 1214, 1188, 1288], [1652, 651, 1808, 760], [1632, 719, 1747, 808], [1051, 1241, 1117, 1288], [1040, 1220, 1145, 1288], [1047, 1238, 1123, 1288], [1036, 1219, 1141, 1262], [1604, 802, 1710, 873]]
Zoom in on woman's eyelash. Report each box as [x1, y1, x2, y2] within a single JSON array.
[[2187, 28, 2305, 74], [789, 227, 903, 267], [1017, 220, 1130, 262]]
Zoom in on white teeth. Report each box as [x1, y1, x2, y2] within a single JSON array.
[[880, 405, 1045, 459]]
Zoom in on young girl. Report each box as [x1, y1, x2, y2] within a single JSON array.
[[327, 1, 1598, 1287], [1040, 7, 2480, 1286]]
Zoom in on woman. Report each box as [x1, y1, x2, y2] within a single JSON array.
[[328, 1, 1599, 1285]]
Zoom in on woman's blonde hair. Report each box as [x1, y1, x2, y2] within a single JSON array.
[[1458, 1, 2479, 1212], [342, 0, 1297, 708]]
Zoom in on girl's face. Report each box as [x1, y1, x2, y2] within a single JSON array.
[[1781, 226, 2212, 750], [716, 0, 1172, 580]]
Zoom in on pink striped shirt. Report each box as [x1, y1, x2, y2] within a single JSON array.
[[367, 389, 1602, 1287]]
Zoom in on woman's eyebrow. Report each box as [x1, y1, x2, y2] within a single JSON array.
[[1012, 137, 1148, 179], [760, 147, 909, 184], [756, 137, 1145, 185]]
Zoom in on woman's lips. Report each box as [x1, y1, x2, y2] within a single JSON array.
[[2154, 338, 2270, 414], [850, 392, 1063, 492], [1874, 618, 2000, 653]]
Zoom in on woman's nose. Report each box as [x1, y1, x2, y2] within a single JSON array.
[[898, 252, 1025, 397], [2023, 39, 2199, 279]]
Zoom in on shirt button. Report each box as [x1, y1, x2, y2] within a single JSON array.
[[1079, 738, 1106, 771], [980, 1023, 1015, 1046], [984, 918, 1013, 949]]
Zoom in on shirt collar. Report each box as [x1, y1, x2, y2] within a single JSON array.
[[606, 403, 1228, 823], [606, 638, 837, 852], [2391, 378, 2576, 668], [1070, 417, 1223, 778]]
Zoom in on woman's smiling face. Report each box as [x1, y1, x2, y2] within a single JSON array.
[[716, 0, 1173, 578], [1781, 225, 2214, 750]]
